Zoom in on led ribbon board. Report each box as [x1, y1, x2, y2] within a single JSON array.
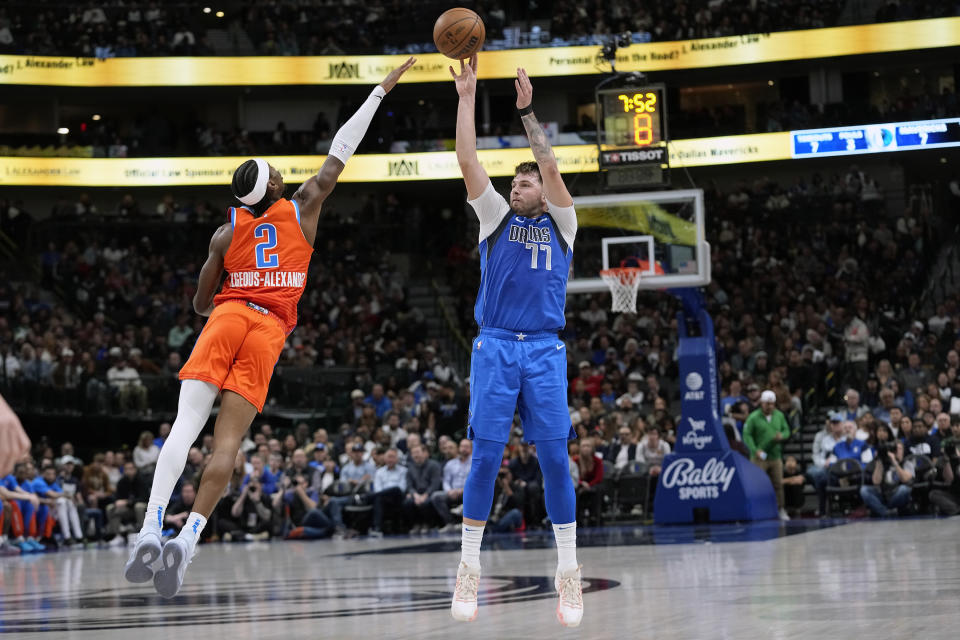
[[1, 17, 959, 86]]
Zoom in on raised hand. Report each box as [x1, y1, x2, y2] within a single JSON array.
[[515, 67, 533, 109], [379, 56, 417, 93], [449, 54, 478, 98]]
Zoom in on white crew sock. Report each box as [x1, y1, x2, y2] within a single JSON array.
[[460, 523, 484, 569], [178, 512, 207, 546], [142, 380, 217, 533], [553, 522, 578, 571]]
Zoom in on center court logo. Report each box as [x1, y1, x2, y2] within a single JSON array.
[[683, 371, 704, 400], [661, 457, 735, 500]]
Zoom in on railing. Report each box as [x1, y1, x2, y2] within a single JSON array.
[[431, 277, 472, 378]]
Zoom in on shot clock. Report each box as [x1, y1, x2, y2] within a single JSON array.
[[596, 83, 670, 189]]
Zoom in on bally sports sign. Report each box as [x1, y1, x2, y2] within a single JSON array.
[[661, 458, 735, 500]]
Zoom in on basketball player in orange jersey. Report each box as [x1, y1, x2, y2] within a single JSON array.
[[123, 57, 416, 598]]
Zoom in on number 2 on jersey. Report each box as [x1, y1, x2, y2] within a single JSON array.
[[524, 242, 552, 270], [254, 223, 279, 268]]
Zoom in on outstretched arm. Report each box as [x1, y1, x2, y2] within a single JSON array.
[[294, 57, 417, 245], [515, 68, 573, 208], [450, 54, 489, 200], [193, 223, 232, 316]]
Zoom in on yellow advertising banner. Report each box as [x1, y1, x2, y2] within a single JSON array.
[[577, 203, 698, 246], [0, 17, 958, 86], [0, 133, 794, 186]]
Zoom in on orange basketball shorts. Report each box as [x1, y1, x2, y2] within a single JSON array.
[[178, 301, 287, 412]]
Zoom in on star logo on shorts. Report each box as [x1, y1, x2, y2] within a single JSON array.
[[516, 333, 527, 341], [476, 341, 482, 349]]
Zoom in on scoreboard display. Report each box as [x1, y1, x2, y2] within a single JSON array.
[[596, 84, 669, 188], [792, 118, 960, 158]]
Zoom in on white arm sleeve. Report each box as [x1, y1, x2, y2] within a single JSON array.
[[547, 198, 577, 249], [328, 85, 386, 164], [467, 181, 510, 243]]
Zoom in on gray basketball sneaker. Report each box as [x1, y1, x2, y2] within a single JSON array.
[[123, 530, 162, 584], [153, 536, 196, 599]]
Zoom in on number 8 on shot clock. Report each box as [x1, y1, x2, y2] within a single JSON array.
[[596, 83, 670, 189]]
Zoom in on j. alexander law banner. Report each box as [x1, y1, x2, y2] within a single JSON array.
[[1, 17, 958, 86], [0, 133, 792, 187]]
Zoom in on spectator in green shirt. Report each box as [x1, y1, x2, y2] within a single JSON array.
[[742, 390, 792, 521]]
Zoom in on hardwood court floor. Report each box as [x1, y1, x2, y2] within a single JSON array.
[[1, 518, 957, 639]]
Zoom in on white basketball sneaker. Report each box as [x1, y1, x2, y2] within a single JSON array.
[[555, 565, 583, 627], [450, 562, 481, 622], [153, 536, 196, 599], [123, 529, 162, 584]]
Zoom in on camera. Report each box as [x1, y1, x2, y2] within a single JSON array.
[[876, 442, 896, 461]]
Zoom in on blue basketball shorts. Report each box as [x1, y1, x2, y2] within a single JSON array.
[[467, 327, 576, 444]]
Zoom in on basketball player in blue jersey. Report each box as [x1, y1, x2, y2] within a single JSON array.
[[448, 55, 582, 627]]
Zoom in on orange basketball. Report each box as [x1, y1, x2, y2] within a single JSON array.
[[433, 8, 485, 60]]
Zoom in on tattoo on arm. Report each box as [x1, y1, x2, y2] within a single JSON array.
[[521, 113, 555, 167]]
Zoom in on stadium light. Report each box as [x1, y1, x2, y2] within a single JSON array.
[[92, 114, 101, 121], [216, 10, 224, 18], [57, 127, 69, 134], [203, 7, 211, 13]]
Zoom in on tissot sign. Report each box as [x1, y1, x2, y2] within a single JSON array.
[[654, 292, 777, 523]]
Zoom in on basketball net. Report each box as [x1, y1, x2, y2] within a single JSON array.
[[600, 267, 645, 313]]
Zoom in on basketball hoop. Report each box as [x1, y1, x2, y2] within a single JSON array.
[[600, 267, 645, 314]]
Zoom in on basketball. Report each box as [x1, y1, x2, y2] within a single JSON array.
[[433, 7, 485, 59]]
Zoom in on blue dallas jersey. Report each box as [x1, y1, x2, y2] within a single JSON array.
[[471, 183, 575, 332]]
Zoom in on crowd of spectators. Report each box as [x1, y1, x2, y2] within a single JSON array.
[[3, 1, 959, 58], [2, 160, 959, 553], [0, 2, 214, 58], [0, 188, 443, 418]]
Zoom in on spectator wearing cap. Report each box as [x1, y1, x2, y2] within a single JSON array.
[[806, 413, 844, 513], [345, 389, 367, 424], [624, 372, 644, 405], [570, 361, 602, 398], [339, 443, 376, 493], [742, 390, 792, 520], [744, 383, 762, 413], [365, 384, 393, 419]]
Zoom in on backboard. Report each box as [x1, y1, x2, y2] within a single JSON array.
[[567, 188, 710, 294]]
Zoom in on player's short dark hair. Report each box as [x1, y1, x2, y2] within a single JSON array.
[[231, 159, 272, 214], [514, 161, 541, 183]]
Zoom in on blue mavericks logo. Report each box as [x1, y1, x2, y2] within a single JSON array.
[[192, 519, 200, 533]]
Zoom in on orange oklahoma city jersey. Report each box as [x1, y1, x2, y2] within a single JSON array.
[[213, 198, 313, 333]]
